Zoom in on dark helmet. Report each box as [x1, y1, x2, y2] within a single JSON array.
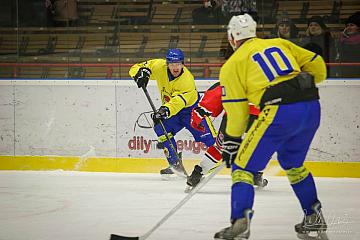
[[166, 48, 184, 63]]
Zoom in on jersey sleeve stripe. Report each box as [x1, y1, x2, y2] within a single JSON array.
[[177, 94, 187, 105], [310, 54, 318, 62], [222, 98, 248, 103]]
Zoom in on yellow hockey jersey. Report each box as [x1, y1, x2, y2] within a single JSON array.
[[220, 38, 327, 137], [129, 59, 198, 117]]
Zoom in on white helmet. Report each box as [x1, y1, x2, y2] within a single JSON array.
[[227, 14, 257, 48]]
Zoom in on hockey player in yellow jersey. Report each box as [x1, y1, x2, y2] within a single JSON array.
[[129, 49, 220, 180], [214, 14, 328, 240]]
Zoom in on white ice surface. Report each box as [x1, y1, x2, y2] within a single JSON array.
[[0, 171, 359, 240]]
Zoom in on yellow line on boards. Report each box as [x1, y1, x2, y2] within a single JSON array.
[[0, 156, 359, 178]]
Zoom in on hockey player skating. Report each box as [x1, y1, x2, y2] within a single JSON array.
[[215, 14, 328, 240], [129, 49, 220, 178], [185, 82, 268, 192]]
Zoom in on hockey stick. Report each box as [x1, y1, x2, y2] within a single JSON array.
[[110, 162, 226, 240], [141, 86, 186, 175]]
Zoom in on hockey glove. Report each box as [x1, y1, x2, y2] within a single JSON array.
[[134, 67, 151, 88], [222, 134, 242, 168], [152, 106, 170, 125], [190, 106, 211, 132]]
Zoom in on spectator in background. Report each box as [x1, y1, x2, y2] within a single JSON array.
[[300, 16, 334, 63], [222, 0, 258, 20], [269, 16, 299, 43], [192, 0, 257, 24], [45, 0, 54, 26], [52, 0, 79, 27], [192, 0, 227, 24], [337, 11, 360, 77], [339, 11, 360, 59]]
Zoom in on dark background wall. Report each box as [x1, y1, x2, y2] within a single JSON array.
[[0, 0, 50, 27]]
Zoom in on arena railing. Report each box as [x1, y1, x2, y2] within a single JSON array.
[[0, 62, 359, 79]]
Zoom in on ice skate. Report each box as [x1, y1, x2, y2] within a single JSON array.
[[160, 166, 175, 180], [167, 152, 187, 178], [170, 158, 187, 178], [214, 209, 253, 240], [184, 165, 204, 193], [160, 152, 187, 179], [295, 201, 328, 240], [254, 172, 268, 188]]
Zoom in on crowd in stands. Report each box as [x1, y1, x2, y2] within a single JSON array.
[[201, 8, 359, 77], [0, 1, 359, 78], [1, 0, 79, 27], [216, 10, 360, 77], [265, 11, 360, 77]]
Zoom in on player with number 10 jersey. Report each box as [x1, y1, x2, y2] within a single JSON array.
[[215, 14, 327, 240]]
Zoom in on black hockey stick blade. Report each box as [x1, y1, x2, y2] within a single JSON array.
[[110, 234, 139, 240]]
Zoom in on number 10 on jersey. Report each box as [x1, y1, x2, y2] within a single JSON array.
[[252, 47, 294, 82]]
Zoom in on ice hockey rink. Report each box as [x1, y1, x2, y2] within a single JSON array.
[[0, 171, 359, 240]]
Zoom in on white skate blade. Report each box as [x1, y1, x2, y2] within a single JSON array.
[[297, 232, 329, 240], [184, 185, 192, 193], [170, 167, 187, 178], [184, 177, 204, 193]]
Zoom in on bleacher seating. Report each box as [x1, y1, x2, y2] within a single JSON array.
[[341, 0, 360, 19], [0, 0, 359, 79], [77, 0, 152, 25]]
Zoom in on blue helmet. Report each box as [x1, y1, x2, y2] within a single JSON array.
[[166, 49, 184, 63]]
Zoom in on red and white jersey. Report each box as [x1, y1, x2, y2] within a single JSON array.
[[199, 82, 260, 117]]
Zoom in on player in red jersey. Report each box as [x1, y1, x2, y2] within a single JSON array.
[[186, 82, 268, 190]]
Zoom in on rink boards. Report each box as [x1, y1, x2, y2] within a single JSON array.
[[0, 78, 359, 177]]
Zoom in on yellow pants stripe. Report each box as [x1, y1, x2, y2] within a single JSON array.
[[232, 169, 254, 185], [286, 166, 310, 184], [235, 106, 279, 168], [158, 132, 174, 143]]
